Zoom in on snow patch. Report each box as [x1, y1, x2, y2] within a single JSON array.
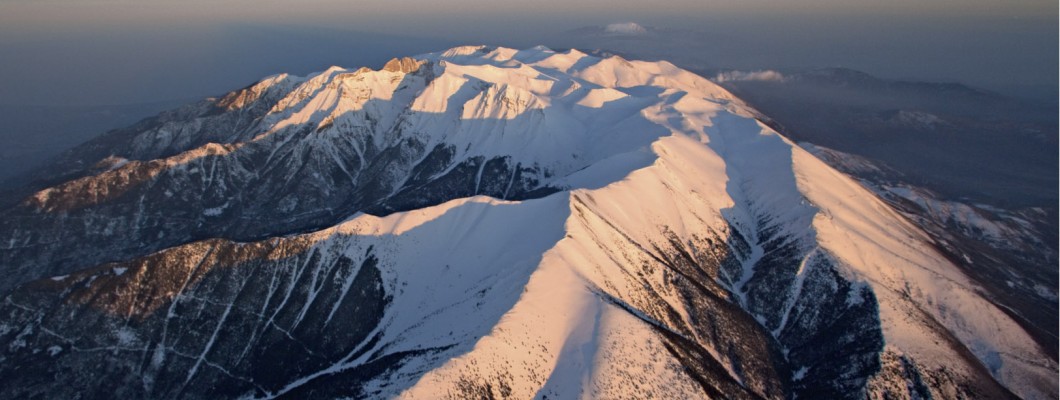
[[202, 203, 228, 217], [115, 327, 137, 346], [1033, 284, 1058, 302]]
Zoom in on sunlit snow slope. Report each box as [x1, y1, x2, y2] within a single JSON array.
[[0, 46, 1054, 399]]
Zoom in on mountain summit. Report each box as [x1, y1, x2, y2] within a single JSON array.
[[0, 46, 1054, 399], [603, 22, 649, 35]]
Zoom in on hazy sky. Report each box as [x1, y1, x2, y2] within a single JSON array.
[[1, 0, 1053, 25], [0, 0, 1055, 105]]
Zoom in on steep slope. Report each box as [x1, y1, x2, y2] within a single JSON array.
[[0, 46, 1054, 399], [802, 142, 1059, 359]]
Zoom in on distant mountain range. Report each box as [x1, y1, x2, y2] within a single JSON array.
[[0, 101, 187, 184], [714, 66, 1057, 207]]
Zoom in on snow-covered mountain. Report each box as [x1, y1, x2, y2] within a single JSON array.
[[0, 46, 1055, 399]]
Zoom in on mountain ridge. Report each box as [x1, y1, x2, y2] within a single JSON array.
[[0, 45, 1054, 399]]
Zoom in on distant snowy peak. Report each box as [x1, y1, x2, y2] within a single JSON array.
[[888, 109, 948, 128], [566, 22, 659, 38], [604, 22, 649, 35], [713, 69, 787, 83]]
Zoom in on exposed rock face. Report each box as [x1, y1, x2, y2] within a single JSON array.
[[382, 57, 427, 74], [0, 46, 1053, 399]]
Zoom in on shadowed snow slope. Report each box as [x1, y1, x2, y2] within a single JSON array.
[[0, 46, 1054, 399]]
